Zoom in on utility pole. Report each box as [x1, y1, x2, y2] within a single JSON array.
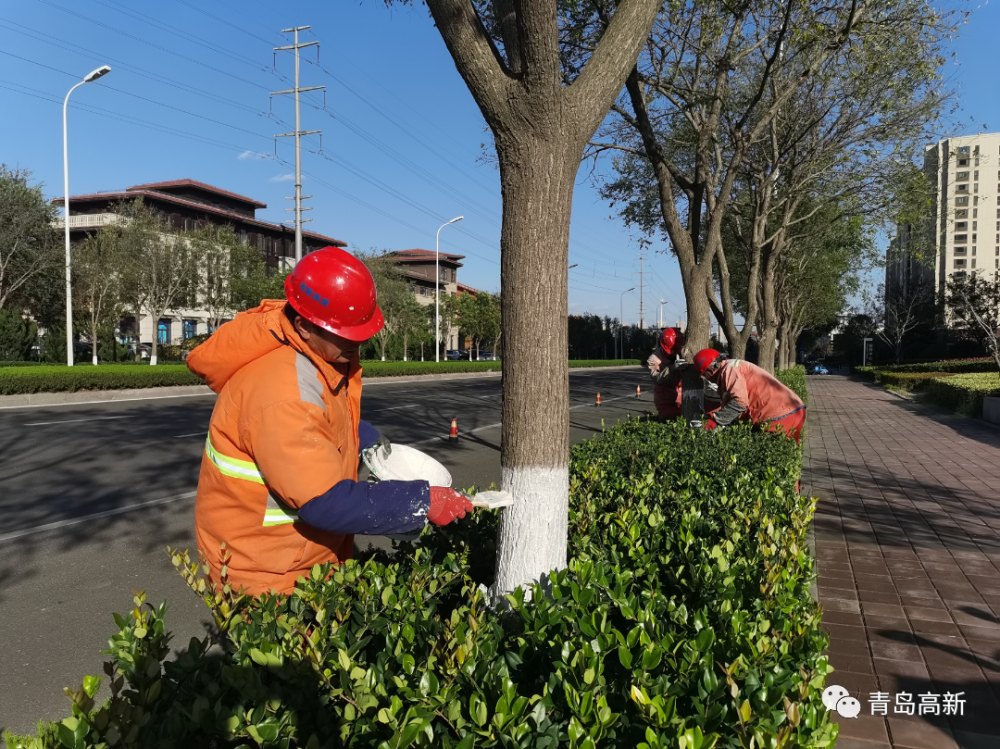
[[272, 27, 324, 264], [658, 298, 665, 329], [634, 255, 649, 329]]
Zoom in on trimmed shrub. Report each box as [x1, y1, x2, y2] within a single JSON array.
[[923, 373, 1000, 417], [872, 371, 954, 391], [10, 420, 834, 749], [857, 358, 996, 375], [0, 364, 201, 395], [775, 365, 807, 405]]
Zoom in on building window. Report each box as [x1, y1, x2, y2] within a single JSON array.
[[956, 221, 967, 230], [956, 184, 968, 192], [157, 319, 172, 345], [975, 170, 980, 180], [957, 171, 969, 180], [957, 209, 968, 218], [974, 208, 979, 217], [973, 246, 977, 255], [955, 234, 968, 242], [959, 146, 970, 155], [955, 246, 967, 254], [958, 158, 969, 166], [183, 320, 197, 339], [974, 183, 979, 193], [972, 259, 977, 268], [954, 259, 966, 268], [955, 197, 969, 205]]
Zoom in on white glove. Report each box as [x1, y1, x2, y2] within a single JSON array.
[[647, 354, 663, 374]]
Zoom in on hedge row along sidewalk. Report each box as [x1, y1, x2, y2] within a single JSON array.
[[6, 417, 835, 749], [0, 360, 643, 396], [855, 362, 999, 418]]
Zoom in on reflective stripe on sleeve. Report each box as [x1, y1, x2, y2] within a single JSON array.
[[263, 492, 299, 526], [205, 435, 266, 485]]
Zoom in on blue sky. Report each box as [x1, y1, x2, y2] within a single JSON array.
[[1, 1, 995, 327]]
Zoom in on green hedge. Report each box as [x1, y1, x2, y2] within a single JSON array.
[[0, 365, 201, 395], [10, 419, 834, 749], [857, 358, 996, 375], [870, 371, 954, 392], [923, 373, 1000, 417], [775, 365, 807, 405], [0, 360, 644, 394]]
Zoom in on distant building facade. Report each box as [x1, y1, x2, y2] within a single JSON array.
[[384, 249, 480, 351], [886, 134, 1000, 319], [54, 179, 345, 345]]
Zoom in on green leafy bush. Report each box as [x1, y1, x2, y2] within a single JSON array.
[[0, 364, 201, 395], [923, 373, 1000, 417], [857, 358, 996, 376], [9, 419, 832, 749], [870, 371, 954, 391], [774, 366, 807, 405]]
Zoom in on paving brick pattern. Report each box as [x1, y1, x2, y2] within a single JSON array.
[[803, 377, 1000, 749]]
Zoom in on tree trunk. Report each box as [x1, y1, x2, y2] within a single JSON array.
[[493, 139, 576, 601], [403, 330, 408, 362], [476, 338, 480, 360], [380, 334, 387, 362], [421, 340, 424, 362], [150, 312, 159, 366], [757, 261, 779, 374]]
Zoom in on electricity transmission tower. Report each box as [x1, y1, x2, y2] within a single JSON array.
[[634, 255, 649, 329], [272, 26, 324, 264]]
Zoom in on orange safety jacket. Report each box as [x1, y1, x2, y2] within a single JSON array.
[[186, 300, 362, 596]]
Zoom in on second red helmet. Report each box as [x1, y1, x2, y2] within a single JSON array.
[[694, 348, 724, 377], [284, 247, 385, 342], [659, 327, 686, 357]]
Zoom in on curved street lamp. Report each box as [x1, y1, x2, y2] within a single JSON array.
[[64, 65, 111, 367], [435, 216, 463, 362]]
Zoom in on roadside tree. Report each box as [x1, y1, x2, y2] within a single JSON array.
[[389, 0, 663, 598], [0, 165, 60, 312], [946, 272, 1000, 372], [74, 223, 130, 365]]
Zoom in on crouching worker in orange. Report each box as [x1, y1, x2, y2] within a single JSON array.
[[186, 247, 473, 596], [692, 348, 806, 444]]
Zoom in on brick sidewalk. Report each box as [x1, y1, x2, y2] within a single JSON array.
[[804, 376, 1000, 748]]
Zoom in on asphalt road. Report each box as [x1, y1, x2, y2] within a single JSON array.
[[0, 366, 651, 734]]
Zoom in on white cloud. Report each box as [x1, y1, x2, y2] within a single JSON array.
[[238, 150, 271, 161], [270, 173, 295, 182]]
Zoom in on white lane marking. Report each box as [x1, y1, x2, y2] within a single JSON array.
[[174, 432, 205, 438], [0, 392, 215, 411], [0, 491, 197, 543], [24, 415, 131, 426], [402, 393, 641, 446], [366, 404, 419, 413]]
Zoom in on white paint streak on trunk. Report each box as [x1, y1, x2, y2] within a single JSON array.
[[491, 465, 569, 602]]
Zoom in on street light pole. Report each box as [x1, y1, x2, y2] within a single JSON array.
[[619, 287, 635, 360], [63, 65, 111, 367], [435, 216, 463, 362]]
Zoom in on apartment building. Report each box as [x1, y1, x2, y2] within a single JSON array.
[[53, 179, 345, 345], [384, 249, 480, 350], [888, 134, 1000, 311]]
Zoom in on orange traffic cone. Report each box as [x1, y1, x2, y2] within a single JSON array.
[[595, 391, 602, 406], [449, 417, 459, 443], [636, 385, 641, 398]]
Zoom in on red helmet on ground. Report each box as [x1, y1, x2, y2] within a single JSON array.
[[284, 247, 385, 341], [694, 348, 724, 377], [660, 327, 685, 356]]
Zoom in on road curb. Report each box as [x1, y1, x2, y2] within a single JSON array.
[[0, 365, 643, 408]]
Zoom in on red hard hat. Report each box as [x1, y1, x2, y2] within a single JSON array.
[[284, 247, 385, 342], [694, 348, 723, 377], [660, 327, 685, 356]]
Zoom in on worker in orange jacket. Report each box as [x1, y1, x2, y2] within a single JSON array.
[[647, 328, 721, 418], [186, 247, 473, 596], [692, 348, 806, 444]]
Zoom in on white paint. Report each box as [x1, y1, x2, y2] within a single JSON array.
[[150, 355, 158, 366], [0, 392, 215, 410], [24, 415, 131, 426], [489, 465, 569, 603], [0, 491, 196, 543], [364, 444, 452, 487]]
